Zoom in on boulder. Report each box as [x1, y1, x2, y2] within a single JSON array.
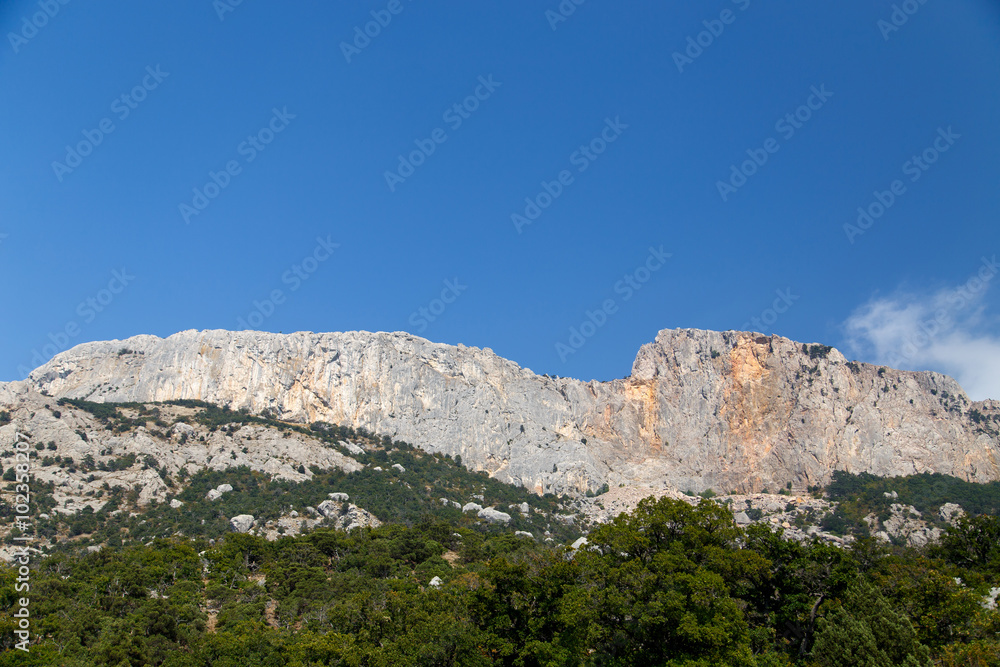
[[429, 576, 443, 588], [328, 492, 349, 502], [229, 515, 255, 533], [169, 499, 184, 509], [207, 484, 234, 501], [478, 507, 511, 524], [939, 503, 965, 524], [317, 499, 344, 519], [462, 503, 483, 513]]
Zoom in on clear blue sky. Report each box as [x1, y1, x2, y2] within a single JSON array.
[[2, 1, 1000, 397]]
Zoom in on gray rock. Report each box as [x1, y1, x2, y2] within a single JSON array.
[[462, 502, 482, 513], [316, 500, 343, 519], [514, 531, 534, 539], [328, 492, 349, 502], [392, 463, 406, 473], [16, 328, 1000, 497], [429, 576, 442, 588], [229, 515, 255, 533], [570, 537, 589, 550], [519, 502, 530, 514], [169, 499, 184, 509], [939, 503, 965, 524], [734, 511, 751, 525], [207, 484, 233, 501], [340, 441, 365, 455], [478, 507, 511, 524]]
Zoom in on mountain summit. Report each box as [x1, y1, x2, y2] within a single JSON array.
[[14, 327, 1000, 496]]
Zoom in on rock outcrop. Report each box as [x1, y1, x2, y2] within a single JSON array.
[[11, 327, 1000, 496], [229, 514, 255, 533]]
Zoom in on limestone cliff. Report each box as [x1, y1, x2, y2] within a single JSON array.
[[12, 328, 1000, 496]]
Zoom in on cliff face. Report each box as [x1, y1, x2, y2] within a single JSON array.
[[13, 328, 1000, 496]]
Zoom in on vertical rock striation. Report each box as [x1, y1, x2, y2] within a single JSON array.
[[15, 327, 1000, 496]]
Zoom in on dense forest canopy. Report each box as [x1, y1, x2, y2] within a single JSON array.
[[1, 494, 998, 666]]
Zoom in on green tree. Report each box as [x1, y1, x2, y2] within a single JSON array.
[[812, 580, 932, 667]]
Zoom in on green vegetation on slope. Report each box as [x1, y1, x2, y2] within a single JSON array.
[[1, 496, 998, 666]]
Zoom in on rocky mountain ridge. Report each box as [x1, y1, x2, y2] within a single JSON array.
[[9, 327, 1000, 496]]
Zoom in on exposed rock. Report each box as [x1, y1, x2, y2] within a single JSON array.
[[477, 507, 511, 524], [340, 441, 365, 455], [229, 515, 255, 533], [392, 463, 406, 473], [571, 537, 589, 550], [207, 484, 233, 501], [316, 500, 342, 518], [462, 503, 482, 513], [515, 531, 534, 539], [429, 576, 442, 588], [328, 492, 349, 502], [939, 503, 965, 524], [734, 511, 751, 525], [170, 499, 184, 509], [14, 328, 999, 497], [316, 499, 381, 531], [334, 504, 381, 531]]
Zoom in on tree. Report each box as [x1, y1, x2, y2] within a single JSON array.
[[812, 580, 932, 667]]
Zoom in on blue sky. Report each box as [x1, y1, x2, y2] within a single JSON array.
[[2, 1, 1000, 397]]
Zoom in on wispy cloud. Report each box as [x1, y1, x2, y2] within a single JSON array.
[[842, 256, 1000, 400]]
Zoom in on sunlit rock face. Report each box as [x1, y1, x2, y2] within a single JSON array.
[[15, 327, 1000, 496]]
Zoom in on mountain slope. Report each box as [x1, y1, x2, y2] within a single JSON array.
[[12, 327, 1000, 495]]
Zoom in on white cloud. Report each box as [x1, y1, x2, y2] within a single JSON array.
[[841, 255, 1000, 400]]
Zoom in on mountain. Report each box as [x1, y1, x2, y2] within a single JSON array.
[[10, 327, 1000, 496]]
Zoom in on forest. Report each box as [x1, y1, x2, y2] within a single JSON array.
[[1, 492, 998, 666]]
